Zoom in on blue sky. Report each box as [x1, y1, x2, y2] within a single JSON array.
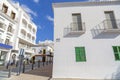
[[12, 0, 88, 43]]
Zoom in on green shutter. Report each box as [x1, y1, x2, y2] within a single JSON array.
[[75, 47, 81, 62], [80, 47, 86, 61], [113, 46, 118, 53], [113, 46, 120, 61], [75, 47, 86, 62]]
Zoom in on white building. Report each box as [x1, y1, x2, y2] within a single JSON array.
[[37, 40, 54, 54], [11, 1, 37, 61], [53, 0, 120, 79], [0, 0, 37, 66]]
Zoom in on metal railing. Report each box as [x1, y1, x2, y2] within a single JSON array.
[[21, 34, 26, 39], [103, 19, 120, 30], [64, 22, 85, 36], [0, 38, 3, 43], [94, 19, 120, 31], [7, 29, 14, 34], [0, 22, 6, 30]]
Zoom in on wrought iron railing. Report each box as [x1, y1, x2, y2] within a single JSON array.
[[103, 19, 120, 30], [0, 38, 3, 43], [0, 22, 6, 30], [64, 22, 85, 36], [94, 19, 120, 31]]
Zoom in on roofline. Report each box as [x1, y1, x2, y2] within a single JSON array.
[[52, 1, 120, 8]]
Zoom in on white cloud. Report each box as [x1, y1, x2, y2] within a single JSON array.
[[33, 0, 39, 3], [46, 15, 54, 22], [10, 0, 38, 20], [21, 4, 37, 17]]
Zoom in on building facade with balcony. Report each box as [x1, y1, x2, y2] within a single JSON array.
[[53, 0, 120, 79], [0, 0, 37, 66], [0, 0, 18, 66], [12, 3, 37, 61]]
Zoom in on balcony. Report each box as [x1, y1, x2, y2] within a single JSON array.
[[100, 19, 120, 33], [7, 28, 14, 36], [26, 48, 34, 53], [0, 22, 6, 32], [0, 10, 16, 23], [20, 34, 26, 39], [91, 19, 120, 38], [5, 42, 13, 46], [0, 38, 3, 43], [64, 22, 85, 37]]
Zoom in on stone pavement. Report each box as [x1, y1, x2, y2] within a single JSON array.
[[0, 63, 52, 80]]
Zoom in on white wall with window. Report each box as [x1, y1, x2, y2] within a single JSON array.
[[53, 0, 120, 79]]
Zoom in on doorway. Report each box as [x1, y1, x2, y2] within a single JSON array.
[[105, 11, 117, 29]]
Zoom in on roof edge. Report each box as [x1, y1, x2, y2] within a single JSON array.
[[52, 1, 120, 8]]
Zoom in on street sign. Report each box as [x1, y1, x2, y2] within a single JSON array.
[[19, 48, 25, 56], [17, 48, 25, 75]]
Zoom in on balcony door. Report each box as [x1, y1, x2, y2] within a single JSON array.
[[105, 11, 117, 29], [72, 13, 82, 31]]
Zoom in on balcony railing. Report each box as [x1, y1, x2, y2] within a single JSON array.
[[92, 19, 120, 33], [91, 19, 120, 38], [0, 22, 6, 30], [5, 42, 13, 46], [0, 10, 17, 23], [0, 38, 3, 43], [102, 19, 120, 32], [26, 48, 34, 53], [64, 22, 85, 37], [21, 34, 26, 39]]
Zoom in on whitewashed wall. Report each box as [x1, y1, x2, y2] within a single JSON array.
[[53, 2, 120, 79]]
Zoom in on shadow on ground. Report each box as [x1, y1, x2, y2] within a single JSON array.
[[23, 64, 53, 77]]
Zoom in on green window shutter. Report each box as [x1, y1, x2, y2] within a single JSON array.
[[75, 47, 81, 62], [113, 46, 118, 53], [115, 54, 119, 60], [113, 46, 120, 60], [80, 47, 86, 61], [75, 47, 86, 62]]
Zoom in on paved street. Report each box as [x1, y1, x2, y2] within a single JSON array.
[[10, 63, 52, 80], [0, 63, 52, 80]]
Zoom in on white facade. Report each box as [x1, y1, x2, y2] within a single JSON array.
[[53, 0, 120, 79], [13, 2, 37, 59], [0, 0, 18, 65], [0, 0, 37, 65], [33, 40, 54, 61], [34, 40, 54, 55]]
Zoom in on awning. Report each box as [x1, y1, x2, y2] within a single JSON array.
[[0, 43, 13, 49]]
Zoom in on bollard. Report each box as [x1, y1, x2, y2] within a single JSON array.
[[6, 63, 9, 69], [32, 63, 34, 70], [43, 62, 44, 66], [22, 61, 25, 73], [16, 61, 18, 67], [8, 68, 11, 78], [38, 60, 40, 68]]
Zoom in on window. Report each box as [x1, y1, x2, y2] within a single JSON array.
[[2, 4, 8, 13], [0, 51, 7, 65], [113, 46, 120, 60], [11, 11, 16, 20], [0, 22, 3, 28], [5, 39, 10, 45], [7, 25, 12, 32], [75, 47, 86, 62], [72, 13, 82, 31], [104, 11, 117, 29]]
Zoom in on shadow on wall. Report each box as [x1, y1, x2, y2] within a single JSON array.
[[91, 29, 120, 39], [111, 65, 120, 80]]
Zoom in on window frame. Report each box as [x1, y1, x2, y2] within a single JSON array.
[[75, 47, 86, 62], [112, 46, 120, 61]]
